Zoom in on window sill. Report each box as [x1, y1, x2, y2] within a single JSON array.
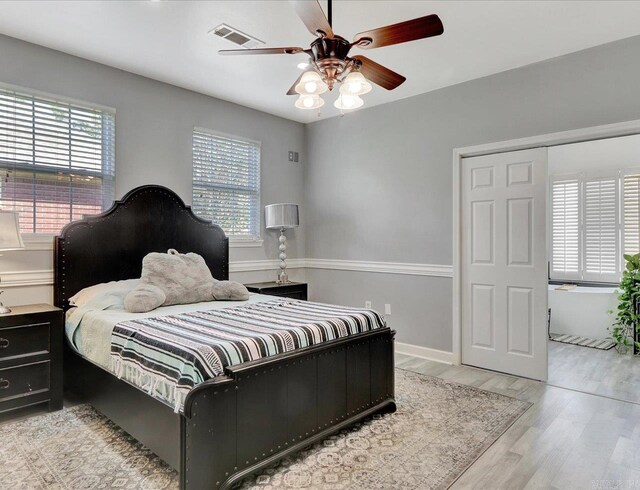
[[20, 234, 55, 251], [229, 238, 264, 248]]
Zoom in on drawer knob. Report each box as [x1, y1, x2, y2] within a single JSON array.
[[0, 378, 9, 390], [0, 338, 9, 349]]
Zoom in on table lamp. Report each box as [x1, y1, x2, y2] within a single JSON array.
[[265, 203, 299, 284], [0, 211, 25, 314]]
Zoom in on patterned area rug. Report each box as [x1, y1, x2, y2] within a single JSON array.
[[0, 369, 531, 490]]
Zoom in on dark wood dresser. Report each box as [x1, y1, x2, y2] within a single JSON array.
[[0, 304, 63, 414], [244, 281, 308, 301]]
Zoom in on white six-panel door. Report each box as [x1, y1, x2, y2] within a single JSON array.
[[461, 148, 548, 380]]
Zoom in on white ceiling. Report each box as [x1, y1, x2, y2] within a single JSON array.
[[0, 1, 639, 123]]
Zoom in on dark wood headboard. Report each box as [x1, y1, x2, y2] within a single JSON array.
[[54, 185, 228, 310]]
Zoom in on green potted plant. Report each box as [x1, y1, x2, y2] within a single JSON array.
[[608, 253, 640, 354]]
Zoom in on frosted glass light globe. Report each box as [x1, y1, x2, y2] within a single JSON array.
[[295, 94, 324, 110], [334, 94, 364, 110], [294, 71, 327, 95], [340, 72, 372, 96]]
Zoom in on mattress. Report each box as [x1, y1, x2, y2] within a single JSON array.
[[66, 293, 274, 371]]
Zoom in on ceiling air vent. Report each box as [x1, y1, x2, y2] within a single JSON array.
[[211, 24, 264, 49]]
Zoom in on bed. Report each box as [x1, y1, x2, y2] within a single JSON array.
[[56, 184, 396, 489]]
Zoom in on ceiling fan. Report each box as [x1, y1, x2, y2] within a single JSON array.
[[219, 0, 443, 111]]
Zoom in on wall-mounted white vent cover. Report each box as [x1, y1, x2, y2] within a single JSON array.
[[210, 24, 264, 49]]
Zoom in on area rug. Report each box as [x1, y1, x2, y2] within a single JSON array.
[[551, 333, 615, 350], [0, 369, 531, 490]]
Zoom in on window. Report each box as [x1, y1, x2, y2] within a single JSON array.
[[551, 171, 640, 283], [192, 128, 261, 239], [551, 177, 580, 280], [0, 86, 115, 234]]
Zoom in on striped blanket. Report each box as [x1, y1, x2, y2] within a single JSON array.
[[110, 299, 386, 412]]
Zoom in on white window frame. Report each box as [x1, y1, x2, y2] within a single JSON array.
[[549, 169, 640, 284], [191, 127, 262, 241], [0, 82, 116, 237], [581, 171, 620, 283], [549, 174, 582, 282]]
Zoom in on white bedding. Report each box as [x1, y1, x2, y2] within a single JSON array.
[[67, 293, 275, 370]]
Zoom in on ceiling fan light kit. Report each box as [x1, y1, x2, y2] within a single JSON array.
[[219, 0, 444, 113]]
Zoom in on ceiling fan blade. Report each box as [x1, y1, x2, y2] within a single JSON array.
[[353, 14, 443, 49], [219, 47, 306, 55], [351, 55, 406, 90], [287, 72, 307, 95], [290, 0, 334, 38]]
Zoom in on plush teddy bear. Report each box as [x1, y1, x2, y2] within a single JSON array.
[[124, 249, 249, 313]]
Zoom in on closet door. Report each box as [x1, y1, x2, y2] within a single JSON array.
[[461, 148, 548, 380]]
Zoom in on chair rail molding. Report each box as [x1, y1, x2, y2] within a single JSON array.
[[2, 258, 454, 288], [304, 258, 453, 277]]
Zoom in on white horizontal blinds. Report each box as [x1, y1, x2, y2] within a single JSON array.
[[192, 129, 261, 238], [623, 173, 640, 257], [0, 87, 115, 233], [551, 178, 580, 279], [583, 177, 619, 281]]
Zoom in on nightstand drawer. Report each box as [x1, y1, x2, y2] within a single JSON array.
[[0, 322, 50, 362], [0, 361, 50, 403]]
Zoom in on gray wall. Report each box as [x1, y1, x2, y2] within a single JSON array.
[[305, 35, 640, 351], [0, 34, 306, 306]]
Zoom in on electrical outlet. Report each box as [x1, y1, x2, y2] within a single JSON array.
[[365, 301, 372, 309], [288, 151, 299, 162], [385, 304, 391, 315]]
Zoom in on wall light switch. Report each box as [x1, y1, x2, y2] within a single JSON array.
[[365, 301, 372, 309], [385, 304, 391, 315]]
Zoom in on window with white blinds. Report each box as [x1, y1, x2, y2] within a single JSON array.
[[0, 86, 115, 234], [623, 173, 640, 257], [192, 128, 261, 239], [551, 178, 580, 280], [583, 177, 618, 282], [550, 171, 640, 283]]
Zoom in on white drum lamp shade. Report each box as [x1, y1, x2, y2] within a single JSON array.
[[0, 211, 24, 251], [265, 204, 299, 284], [265, 204, 299, 230]]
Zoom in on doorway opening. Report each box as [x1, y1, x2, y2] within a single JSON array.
[[547, 134, 640, 403], [453, 119, 640, 399]]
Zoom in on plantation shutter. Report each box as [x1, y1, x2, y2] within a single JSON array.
[[192, 128, 261, 239], [551, 177, 580, 280], [623, 173, 640, 258], [583, 177, 619, 282], [0, 87, 115, 234]]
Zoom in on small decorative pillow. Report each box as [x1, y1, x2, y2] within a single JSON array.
[[124, 249, 249, 313]]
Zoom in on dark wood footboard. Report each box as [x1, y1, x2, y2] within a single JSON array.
[[182, 328, 396, 489], [65, 327, 396, 490]]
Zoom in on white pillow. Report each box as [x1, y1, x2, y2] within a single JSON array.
[[69, 279, 140, 307]]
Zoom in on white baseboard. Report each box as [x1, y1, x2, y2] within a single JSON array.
[[395, 342, 454, 365]]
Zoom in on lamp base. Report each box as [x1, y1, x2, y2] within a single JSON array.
[[276, 271, 290, 284]]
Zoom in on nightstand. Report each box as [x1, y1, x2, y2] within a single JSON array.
[[245, 282, 308, 301], [0, 304, 63, 414]]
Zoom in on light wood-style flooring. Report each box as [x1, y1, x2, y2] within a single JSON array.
[[2, 352, 639, 489], [548, 339, 640, 404], [397, 352, 640, 489]]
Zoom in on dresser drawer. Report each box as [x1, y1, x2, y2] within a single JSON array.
[[0, 361, 50, 403], [0, 322, 50, 362]]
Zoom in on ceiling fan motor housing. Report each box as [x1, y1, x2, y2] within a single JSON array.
[[310, 36, 358, 90]]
